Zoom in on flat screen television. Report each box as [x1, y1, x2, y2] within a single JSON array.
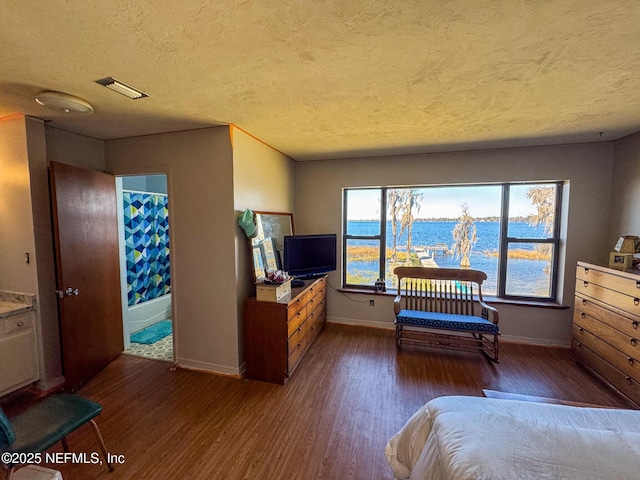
[[283, 234, 337, 279]]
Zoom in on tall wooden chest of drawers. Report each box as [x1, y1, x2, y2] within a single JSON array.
[[572, 261, 640, 407], [243, 276, 327, 384]]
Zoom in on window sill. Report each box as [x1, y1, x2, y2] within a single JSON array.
[[337, 287, 569, 309]]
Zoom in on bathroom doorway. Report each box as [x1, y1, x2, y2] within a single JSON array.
[[116, 174, 173, 362]]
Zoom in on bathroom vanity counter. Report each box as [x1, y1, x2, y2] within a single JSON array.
[[0, 291, 36, 318], [0, 300, 33, 318]]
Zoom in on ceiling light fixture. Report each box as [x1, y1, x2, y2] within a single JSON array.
[[95, 77, 148, 99], [35, 91, 94, 114]]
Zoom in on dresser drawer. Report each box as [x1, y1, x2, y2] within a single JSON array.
[[300, 277, 327, 307], [287, 305, 309, 337], [576, 281, 640, 317], [573, 324, 640, 380], [288, 294, 307, 320], [572, 339, 640, 406], [288, 327, 312, 373], [305, 291, 325, 317], [310, 308, 326, 336], [308, 276, 327, 295], [311, 295, 326, 315], [574, 308, 640, 359], [575, 296, 640, 337], [288, 309, 327, 374], [577, 265, 640, 298], [288, 315, 315, 353]]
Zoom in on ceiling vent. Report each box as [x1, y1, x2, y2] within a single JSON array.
[[95, 77, 148, 99]]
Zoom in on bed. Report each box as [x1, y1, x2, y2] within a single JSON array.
[[385, 395, 640, 480]]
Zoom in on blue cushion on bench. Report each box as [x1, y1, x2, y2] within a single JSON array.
[[396, 309, 499, 334]]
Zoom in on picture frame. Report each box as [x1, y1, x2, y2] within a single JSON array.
[[249, 211, 294, 281], [261, 237, 280, 272], [252, 246, 265, 279], [609, 251, 634, 269]]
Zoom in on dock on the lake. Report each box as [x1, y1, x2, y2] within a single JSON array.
[[424, 243, 452, 256], [414, 247, 439, 267]]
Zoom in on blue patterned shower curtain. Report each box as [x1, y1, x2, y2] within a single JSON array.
[[123, 191, 171, 306]]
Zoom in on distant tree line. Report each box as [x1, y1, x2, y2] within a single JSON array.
[[385, 186, 555, 270], [413, 216, 536, 223]]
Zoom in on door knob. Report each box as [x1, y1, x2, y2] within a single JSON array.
[[65, 287, 80, 296]]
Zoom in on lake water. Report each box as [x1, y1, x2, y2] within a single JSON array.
[[347, 221, 551, 297]]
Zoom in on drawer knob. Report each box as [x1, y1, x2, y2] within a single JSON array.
[[17, 321, 24, 327], [584, 281, 589, 287], [584, 268, 589, 273], [582, 299, 587, 306], [635, 298, 640, 307], [636, 281, 640, 289], [578, 327, 584, 334], [626, 376, 633, 386], [580, 312, 585, 319], [629, 357, 635, 367], [632, 338, 638, 346], [577, 342, 583, 348], [634, 322, 639, 330]]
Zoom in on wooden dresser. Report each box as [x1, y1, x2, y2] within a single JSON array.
[[243, 276, 327, 384], [572, 261, 640, 407]]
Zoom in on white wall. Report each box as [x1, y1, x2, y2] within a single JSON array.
[[609, 132, 640, 244], [295, 142, 615, 345], [0, 116, 73, 391], [106, 127, 240, 375], [0, 115, 37, 293], [45, 127, 106, 171], [231, 127, 295, 364]]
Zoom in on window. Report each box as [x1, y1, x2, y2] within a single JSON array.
[[343, 182, 562, 301]]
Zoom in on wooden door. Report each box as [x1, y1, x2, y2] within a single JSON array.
[[50, 161, 124, 391]]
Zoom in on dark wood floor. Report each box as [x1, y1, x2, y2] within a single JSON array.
[[5, 323, 632, 479]]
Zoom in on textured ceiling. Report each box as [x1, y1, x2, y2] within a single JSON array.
[[2, 0, 640, 161]]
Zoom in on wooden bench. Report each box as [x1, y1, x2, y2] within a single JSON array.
[[393, 267, 500, 362]]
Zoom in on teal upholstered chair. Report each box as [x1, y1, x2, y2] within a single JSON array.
[[0, 394, 113, 480]]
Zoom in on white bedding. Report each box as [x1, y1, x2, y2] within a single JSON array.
[[385, 396, 640, 480]]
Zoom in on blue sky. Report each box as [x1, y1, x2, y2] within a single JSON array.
[[346, 185, 544, 220]]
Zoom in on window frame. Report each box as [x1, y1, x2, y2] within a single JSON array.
[[342, 182, 563, 302], [342, 188, 386, 287]]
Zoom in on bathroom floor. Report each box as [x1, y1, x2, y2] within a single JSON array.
[[124, 332, 173, 362]]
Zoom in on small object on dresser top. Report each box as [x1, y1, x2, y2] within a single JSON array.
[[291, 279, 305, 288], [608, 251, 634, 269], [264, 269, 289, 283], [256, 279, 292, 302]]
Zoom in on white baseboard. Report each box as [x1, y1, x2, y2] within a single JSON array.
[[500, 335, 570, 347], [328, 316, 394, 330], [175, 357, 241, 378], [327, 317, 570, 347]]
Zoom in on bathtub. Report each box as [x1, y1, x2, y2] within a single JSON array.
[[127, 294, 172, 334]]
